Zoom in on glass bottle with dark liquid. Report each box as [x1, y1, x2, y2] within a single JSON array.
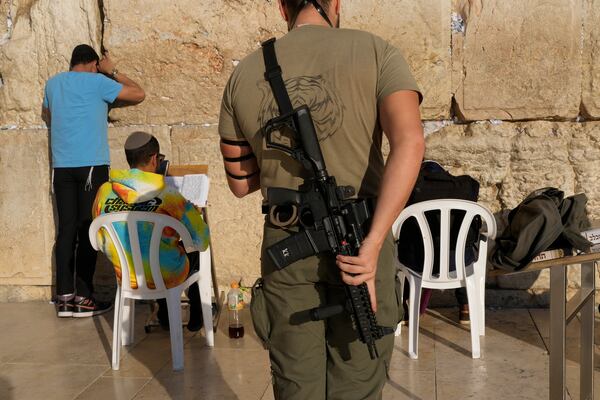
[[227, 282, 244, 339], [229, 324, 244, 339]]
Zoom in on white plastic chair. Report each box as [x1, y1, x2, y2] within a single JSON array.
[[392, 199, 497, 359], [89, 211, 214, 371]]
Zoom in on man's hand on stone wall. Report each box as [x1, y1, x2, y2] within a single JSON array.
[[97, 53, 117, 77]]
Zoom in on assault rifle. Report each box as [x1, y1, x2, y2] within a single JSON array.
[[263, 105, 394, 359]]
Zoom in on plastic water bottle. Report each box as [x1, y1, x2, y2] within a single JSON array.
[[227, 281, 244, 338]]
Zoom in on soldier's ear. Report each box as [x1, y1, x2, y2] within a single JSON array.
[[278, 0, 289, 22]]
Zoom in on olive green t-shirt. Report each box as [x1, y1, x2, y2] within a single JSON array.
[[219, 25, 422, 200]]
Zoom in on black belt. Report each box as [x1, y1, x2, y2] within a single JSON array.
[[262, 197, 376, 229]]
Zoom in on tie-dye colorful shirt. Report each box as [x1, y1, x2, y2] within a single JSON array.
[[92, 169, 210, 289]]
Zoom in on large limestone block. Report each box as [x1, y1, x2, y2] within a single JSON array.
[[343, 0, 452, 119], [424, 121, 514, 211], [425, 121, 600, 291], [0, 285, 51, 302], [107, 125, 171, 169], [0, 129, 54, 286], [0, 1, 13, 41], [570, 122, 600, 218], [170, 125, 263, 287], [582, 0, 600, 117], [452, 0, 582, 120], [0, 0, 103, 127], [495, 263, 600, 290], [499, 122, 576, 209], [102, 0, 286, 125], [425, 121, 584, 212]]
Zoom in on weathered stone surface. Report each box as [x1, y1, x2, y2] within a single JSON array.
[[425, 121, 589, 213], [497, 271, 549, 291], [426, 286, 597, 308], [0, 129, 54, 286], [582, 0, 600, 117], [102, 0, 286, 125], [0, 0, 12, 42], [426, 121, 600, 291], [0, 285, 51, 302], [0, 0, 103, 127], [170, 125, 263, 288], [498, 122, 576, 209], [452, 0, 582, 120], [424, 121, 514, 211], [496, 264, 600, 290], [343, 0, 452, 119], [428, 288, 551, 308], [570, 123, 600, 216], [2, 1, 600, 303]]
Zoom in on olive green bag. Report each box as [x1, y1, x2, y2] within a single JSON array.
[[250, 278, 271, 349], [491, 187, 591, 271]]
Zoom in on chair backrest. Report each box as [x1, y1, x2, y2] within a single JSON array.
[[88, 211, 195, 295], [392, 199, 497, 283]]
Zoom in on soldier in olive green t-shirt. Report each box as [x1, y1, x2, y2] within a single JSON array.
[[218, 1, 425, 399]]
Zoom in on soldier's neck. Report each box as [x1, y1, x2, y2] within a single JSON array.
[[292, 10, 331, 30]]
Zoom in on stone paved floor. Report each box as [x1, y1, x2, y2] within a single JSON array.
[[0, 303, 598, 400]]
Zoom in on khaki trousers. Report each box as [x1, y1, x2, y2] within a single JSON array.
[[251, 225, 402, 400]]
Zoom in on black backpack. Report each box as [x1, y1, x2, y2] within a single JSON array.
[[397, 161, 482, 274]]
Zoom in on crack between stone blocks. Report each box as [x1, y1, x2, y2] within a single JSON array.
[[566, 124, 583, 195], [97, 0, 106, 53], [167, 123, 218, 128], [578, 0, 587, 121], [449, 114, 600, 124], [567, 125, 583, 193], [494, 182, 508, 211], [450, 1, 467, 123], [449, 6, 456, 120], [1, 0, 15, 45], [168, 124, 176, 162], [450, 95, 464, 122], [497, 128, 521, 210]]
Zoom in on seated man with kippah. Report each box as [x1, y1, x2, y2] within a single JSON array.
[[92, 131, 210, 331]]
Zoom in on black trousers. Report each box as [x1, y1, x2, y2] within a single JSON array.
[[53, 165, 109, 297], [157, 251, 201, 315]]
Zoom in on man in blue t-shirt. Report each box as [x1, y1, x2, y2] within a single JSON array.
[[43, 44, 145, 318]]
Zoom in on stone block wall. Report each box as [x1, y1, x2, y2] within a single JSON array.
[[1, 0, 599, 305]]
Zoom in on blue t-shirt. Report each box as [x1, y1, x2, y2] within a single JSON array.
[[43, 72, 123, 168]]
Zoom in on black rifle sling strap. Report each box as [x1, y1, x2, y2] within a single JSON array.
[[261, 37, 332, 265], [262, 38, 293, 115]]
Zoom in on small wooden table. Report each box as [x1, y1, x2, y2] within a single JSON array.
[[491, 253, 600, 400], [167, 164, 209, 177], [167, 164, 223, 326]]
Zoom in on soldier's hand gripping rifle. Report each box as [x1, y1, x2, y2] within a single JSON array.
[[263, 105, 394, 359]]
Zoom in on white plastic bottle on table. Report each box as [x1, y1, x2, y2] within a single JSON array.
[[227, 281, 244, 338]]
